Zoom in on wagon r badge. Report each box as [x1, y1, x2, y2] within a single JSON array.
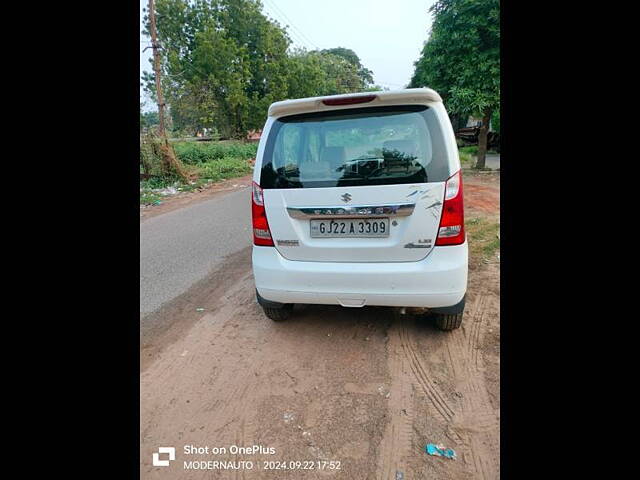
[[341, 193, 352, 203]]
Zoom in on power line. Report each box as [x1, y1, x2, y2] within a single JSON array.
[[268, 0, 320, 50], [263, 3, 310, 50], [263, 0, 318, 51]]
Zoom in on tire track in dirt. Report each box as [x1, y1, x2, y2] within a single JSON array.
[[466, 294, 488, 370], [445, 286, 500, 480], [376, 317, 414, 480], [398, 322, 456, 423], [397, 318, 478, 479], [375, 262, 499, 480]]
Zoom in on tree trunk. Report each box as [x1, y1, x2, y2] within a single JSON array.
[[475, 108, 492, 169], [148, 0, 190, 182]]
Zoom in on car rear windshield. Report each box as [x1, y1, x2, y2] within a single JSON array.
[[259, 105, 451, 189]]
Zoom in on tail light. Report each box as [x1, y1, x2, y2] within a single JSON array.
[[435, 170, 465, 246], [252, 182, 274, 246]]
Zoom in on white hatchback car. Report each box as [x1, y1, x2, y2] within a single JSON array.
[[251, 88, 468, 330]]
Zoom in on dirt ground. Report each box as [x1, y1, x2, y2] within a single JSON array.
[[463, 171, 499, 217], [140, 172, 500, 479]]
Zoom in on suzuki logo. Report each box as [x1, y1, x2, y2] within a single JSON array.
[[341, 193, 352, 202]]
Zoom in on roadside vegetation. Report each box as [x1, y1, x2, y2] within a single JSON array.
[[410, 0, 499, 168], [140, 139, 256, 205], [466, 216, 500, 268], [459, 146, 475, 167], [458, 145, 499, 168]]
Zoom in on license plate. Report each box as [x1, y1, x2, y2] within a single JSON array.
[[310, 218, 390, 238]]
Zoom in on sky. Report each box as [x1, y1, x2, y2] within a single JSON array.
[[140, 0, 435, 111]]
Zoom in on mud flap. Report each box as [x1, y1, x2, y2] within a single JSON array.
[[429, 295, 465, 315], [256, 289, 287, 309]]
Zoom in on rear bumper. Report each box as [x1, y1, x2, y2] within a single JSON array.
[[252, 242, 468, 308]]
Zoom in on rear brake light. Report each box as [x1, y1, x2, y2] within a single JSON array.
[[435, 170, 465, 246], [322, 95, 377, 106], [252, 182, 274, 246]]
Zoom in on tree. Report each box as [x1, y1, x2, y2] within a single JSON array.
[[410, 0, 499, 168], [320, 47, 374, 87], [147, 0, 191, 181], [286, 49, 364, 99], [142, 1, 376, 138], [491, 109, 500, 134], [143, 0, 292, 138]]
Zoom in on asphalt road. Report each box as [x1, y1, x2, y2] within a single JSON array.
[[140, 187, 251, 316], [485, 154, 500, 170]]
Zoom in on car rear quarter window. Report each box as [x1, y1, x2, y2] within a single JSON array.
[[259, 105, 451, 189]]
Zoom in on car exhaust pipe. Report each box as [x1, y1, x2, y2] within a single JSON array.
[[396, 307, 430, 316]]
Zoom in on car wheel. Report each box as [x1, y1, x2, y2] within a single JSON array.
[[433, 312, 463, 331], [262, 305, 293, 322]]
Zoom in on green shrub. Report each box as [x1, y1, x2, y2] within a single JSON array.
[[197, 156, 253, 181], [173, 141, 258, 165]]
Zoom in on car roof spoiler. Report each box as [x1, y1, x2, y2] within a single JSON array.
[[268, 88, 442, 119]]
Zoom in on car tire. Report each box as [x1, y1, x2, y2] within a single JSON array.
[[433, 312, 463, 331], [262, 305, 293, 322]]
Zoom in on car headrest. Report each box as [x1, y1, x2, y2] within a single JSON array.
[[299, 160, 330, 179]]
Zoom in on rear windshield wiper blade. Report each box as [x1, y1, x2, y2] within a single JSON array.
[[345, 156, 383, 161]]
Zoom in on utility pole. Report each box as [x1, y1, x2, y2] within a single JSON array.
[[148, 0, 166, 137], [146, 0, 189, 180]]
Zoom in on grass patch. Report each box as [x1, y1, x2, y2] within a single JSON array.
[[466, 217, 500, 266], [459, 149, 474, 166], [196, 156, 253, 182], [460, 145, 479, 155], [175, 141, 256, 182], [140, 140, 256, 206]]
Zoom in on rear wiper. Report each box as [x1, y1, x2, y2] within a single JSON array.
[[340, 156, 383, 166], [336, 157, 383, 175], [360, 163, 426, 181]]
